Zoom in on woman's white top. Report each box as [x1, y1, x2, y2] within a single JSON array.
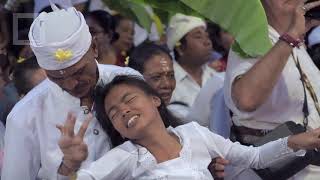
[[77, 122, 303, 180]]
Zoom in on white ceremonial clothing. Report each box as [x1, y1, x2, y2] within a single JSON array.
[[170, 61, 224, 119], [1, 64, 141, 180], [77, 122, 304, 180], [186, 74, 225, 127], [224, 25, 320, 179]]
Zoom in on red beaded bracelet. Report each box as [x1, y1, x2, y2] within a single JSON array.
[[279, 33, 302, 48]]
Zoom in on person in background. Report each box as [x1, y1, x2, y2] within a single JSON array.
[[166, 13, 224, 119], [112, 14, 134, 66], [222, 0, 320, 179], [12, 56, 47, 97], [128, 42, 175, 105], [207, 22, 234, 72], [0, 53, 19, 126], [85, 10, 118, 65]]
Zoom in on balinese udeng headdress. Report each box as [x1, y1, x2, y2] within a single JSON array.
[[28, 1, 92, 71]]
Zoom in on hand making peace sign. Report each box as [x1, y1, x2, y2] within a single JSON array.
[[56, 112, 92, 175]]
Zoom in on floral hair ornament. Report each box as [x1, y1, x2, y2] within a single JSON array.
[[175, 41, 181, 48], [17, 56, 26, 63], [124, 56, 130, 66], [54, 48, 73, 62]]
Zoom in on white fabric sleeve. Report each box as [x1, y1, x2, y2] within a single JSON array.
[[193, 122, 305, 169], [223, 49, 260, 118], [77, 147, 135, 180], [186, 75, 224, 127], [1, 112, 41, 180]]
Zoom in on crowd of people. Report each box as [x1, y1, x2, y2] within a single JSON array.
[[1, 0, 320, 180]]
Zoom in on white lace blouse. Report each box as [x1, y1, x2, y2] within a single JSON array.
[[77, 122, 302, 180]]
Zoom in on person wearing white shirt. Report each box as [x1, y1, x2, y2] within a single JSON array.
[[223, 0, 320, 179], [56, 75, 320, 180], [1, 4, 140, 180], [166, 13, 224, 119], [186, 75, 231, 137]]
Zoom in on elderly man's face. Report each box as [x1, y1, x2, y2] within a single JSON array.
[[46, 45, 98, 98]]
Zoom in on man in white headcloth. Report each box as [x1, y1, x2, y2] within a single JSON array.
[[1, 3, 140, 180]]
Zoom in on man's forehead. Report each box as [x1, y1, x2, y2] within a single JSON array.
[[46, 58, 85, 77], [189, 26, 207, 35]]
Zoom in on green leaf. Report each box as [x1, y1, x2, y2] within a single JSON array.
[[102, 0, 272, 58], [103, 0, 153, 32], [129, 2, 153, 32], [179, 0, 272, 58]]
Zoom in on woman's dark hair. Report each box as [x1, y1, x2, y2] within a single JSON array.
[[13, 56, 41, 95], [128, 42, 172, 73], [207, 22, 228, 56], [112, 14, 129, 29], [94, 75, 181, 147], [86, 10, 119, 42]]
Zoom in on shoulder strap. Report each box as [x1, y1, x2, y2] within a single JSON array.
[[292, 53, 309, 131]]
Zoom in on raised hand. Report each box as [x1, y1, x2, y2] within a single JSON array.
[[287, 0, 320, 38], [56, 112, 92, 175]]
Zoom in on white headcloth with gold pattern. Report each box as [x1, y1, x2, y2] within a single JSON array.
[[28, 2, 92, 70]]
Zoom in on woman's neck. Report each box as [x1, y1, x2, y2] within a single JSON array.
[[135, 122, 182, 163]]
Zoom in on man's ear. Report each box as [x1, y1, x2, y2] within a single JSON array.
[[152, 96, 162, 108], [91, 37, 99, 59], [175, 45, 184, 57]]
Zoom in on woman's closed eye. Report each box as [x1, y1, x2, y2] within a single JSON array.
[[125, 96, 137, 104], [110, 110, 119, 121]]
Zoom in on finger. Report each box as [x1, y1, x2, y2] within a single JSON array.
[[64, 112, 76, 137], [215, 163, 225, 171], [58, 136, 73, 149], [77, 113, 93, 139], [215, 171, 225, 179], [208, 159, 216, 170], [304, 0, 320, 11], [215, 157, 230, 165]]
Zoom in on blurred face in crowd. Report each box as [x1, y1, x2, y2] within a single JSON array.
[[220, 30, 234, 51], [112, 18, 134, 53], [104, 83, 162, 140], [178, 26, 212, 65], [46, 44, 98, 98], [86, 16, 112, 51], [29, 69, 47, 88], [86, 16, 116, 64], [142, 53, 176, 105]]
